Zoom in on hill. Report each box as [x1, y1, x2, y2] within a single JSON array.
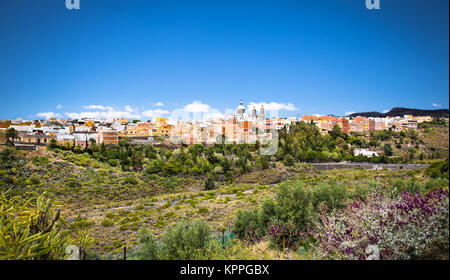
[[349, 107, 449, 118]]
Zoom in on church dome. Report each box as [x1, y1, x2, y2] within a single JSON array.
[[236, 100, 245, 114], [237, 100, 245, 110]]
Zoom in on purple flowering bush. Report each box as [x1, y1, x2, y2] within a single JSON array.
[[313, 189, 449, 260], [240, 225, 263, 244], [268, 220, 299, 250]]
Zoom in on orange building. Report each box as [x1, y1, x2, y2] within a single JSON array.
[[98, 129, 119, 144], [337, 117, 349, 134]]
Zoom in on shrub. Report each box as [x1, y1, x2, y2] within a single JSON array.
[[119, 224, 129, 231], [311, 182, 348, 210], [136, 228, 159, 260], [204, 177, 215, 190], [313, 189, 449, 260], [122, 177, 138, 185], [135, 204, 144, 211], [31, 156, 50, 166], [66, 178, 81, 189], [107, 159, 119, 167], [233, 209, 266, 242], [160, 219, 217, 260], [268, 220, 299, 250], [426, 158, 449, 179], [101, 219, 114, 227], [283, 154, 295, 166], [0, 147, 26, 170], [353, 183, 369, 201], [274, 181, 316, 231], [104, 213, 114, 219], [70, 216, 94, 230]]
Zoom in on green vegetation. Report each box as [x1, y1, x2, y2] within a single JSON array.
[[136, 219, 217, 260], [0, 121, 448, 259], [0, 191, 70, 260]]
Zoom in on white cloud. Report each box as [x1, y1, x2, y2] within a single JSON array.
[[37, 112, 62, 120], [179, 101, 225, 121], [205, 111, 225, 120], [184, 100, 211, 113], [153, 102, 164, 106], [65, 105, 142, 119], [83, 105, 114, 111], [382, 109, 389, 113], [247, 102, 298, 111], [56, 104, 62, 109], [66, 105, 143, 119], [345, 111, 356, 116], [142, 109, 170, 118], [65, 111, 141, 120], [432, 103, 442, 108], [125, 105, 138, 113]]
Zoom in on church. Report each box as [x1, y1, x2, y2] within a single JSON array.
[[226, 100, 265, 122]]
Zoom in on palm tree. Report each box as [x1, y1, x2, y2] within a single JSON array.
[[5, 128, 18, 145]]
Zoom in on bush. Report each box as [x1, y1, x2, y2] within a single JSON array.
[[426, 158, 449, 179], [311, 182, 348, 210], [107, 159, 119, 167], [268, 220, 299, 250], [101, 219, 114, 227], [136, 228, 159, 260], [274, 181, 316, 231], [353, 183, 369, 201], [122, 177, 138, 185], [313, 189, 449, 260], [31, 156, 50, 166], [70, 216, 94, 230], [233, 209, 264, 242], [204, 177, 215, 190], [283, 154, 295, 166], [232, 180, 351, 249], [160, 219, 217, 260], [198, 206, 209, 214], [0, 147, 26, 170]]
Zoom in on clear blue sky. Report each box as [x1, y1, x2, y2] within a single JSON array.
[[0, 0, 448, 120]]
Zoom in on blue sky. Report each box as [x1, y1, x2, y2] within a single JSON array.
[[0, 0, 448, 120]]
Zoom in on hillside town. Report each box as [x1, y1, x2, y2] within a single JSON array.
[[0, 101, 445, 150]]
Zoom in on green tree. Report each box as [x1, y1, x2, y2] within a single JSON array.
[[5, 128, 18, 145], [383, 143, 393, 157], [204, 177, 216, 190], [130, 149, 144, 171], [48, 138, 59, 150]]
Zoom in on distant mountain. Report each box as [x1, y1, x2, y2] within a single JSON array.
[[348, 107, 449, 118]]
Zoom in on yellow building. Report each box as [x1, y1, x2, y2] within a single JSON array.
[[85, 120, 96, 129], [19, 133, 56, 145], [119, 118, 130, 125], [125, 123, 152, 136], [155, 118, 168, 126], [415, 116, 433, 123], [314, 120, 329, 136]]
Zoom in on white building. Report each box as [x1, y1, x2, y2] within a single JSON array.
[[354, 148, 379, 157]]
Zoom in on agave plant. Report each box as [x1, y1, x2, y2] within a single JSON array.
[[0, 190, 70, 260]]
